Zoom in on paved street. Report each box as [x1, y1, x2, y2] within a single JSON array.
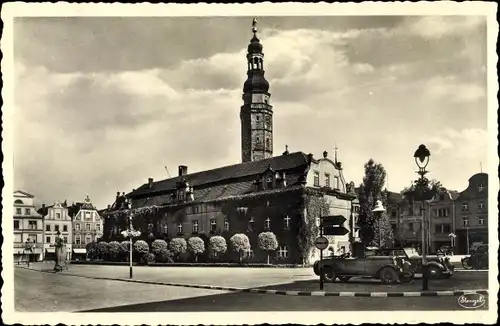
[[15, 264, 488, 312], [15, 267, 229, 312]]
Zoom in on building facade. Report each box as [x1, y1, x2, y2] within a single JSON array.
[[427, 189, 459, 253], [42, 201, 72, 260], [454, 173, 488, 254], [102, 22, 359, 265], [13, 190, 44, 262], [70, 195, 104, 258]]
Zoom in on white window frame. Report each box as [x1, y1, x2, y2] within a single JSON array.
[[277, 245, 289, 259], [75, 223, 80, 231], [478, 217, 485, 226], [284, 215, 291, 230], [192, 220, 199, 233], [264, 217, 271, 230], [224, 219, 229, 231], [177, 223, 183, 235], [85, 223, 91, 231], [246, 248, 254, 258], [210, 219, 217, 233], [478, 202, 485, 210], [85, 236, 91, 244], [462, 203, 469, 211], [75, 237, 81, 245], [463, 217, 470, 226]]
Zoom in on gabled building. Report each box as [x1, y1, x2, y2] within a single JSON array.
[[454, 173, 488, 254], [102, 21, 359, 265], [40, 201, 72, 260], [427, 188, 459, 253], [13, 190, 44, 261], [69, 195, 104, 258]]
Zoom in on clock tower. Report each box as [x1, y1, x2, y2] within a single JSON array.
[[240, 19, 273, 163]]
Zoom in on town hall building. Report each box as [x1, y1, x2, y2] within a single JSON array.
[[102, 20, 360, 265]]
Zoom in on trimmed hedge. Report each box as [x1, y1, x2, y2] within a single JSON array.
[[69, 260, 304, 268]]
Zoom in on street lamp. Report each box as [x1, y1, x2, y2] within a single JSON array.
[[121, 200, 141, 279], [448, 233, 456, 254], [413, 144, 432, 291], [372, 200, 386, 249]]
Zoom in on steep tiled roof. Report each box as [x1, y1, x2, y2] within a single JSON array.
[[128, 152, 309, 198]]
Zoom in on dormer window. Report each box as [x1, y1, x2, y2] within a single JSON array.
[[177, 191, 185, 202], [266, 177, 273, 189]]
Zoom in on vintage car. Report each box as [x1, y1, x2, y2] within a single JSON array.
[[462, 244, 488, 270], [313, 252, 415, 285], [371, 247, 455, 279]]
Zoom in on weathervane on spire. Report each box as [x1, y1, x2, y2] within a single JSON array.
[[252, 18, 258, 34]]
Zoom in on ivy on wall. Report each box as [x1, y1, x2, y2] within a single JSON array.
[[296, 193, 330, 265]]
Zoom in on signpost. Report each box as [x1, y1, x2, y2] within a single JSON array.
[[321, 215, 349, 236], [315, 235, 329, 291]]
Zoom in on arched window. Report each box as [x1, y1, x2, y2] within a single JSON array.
[[14, 199, 24, 204], [254, 57, 259, 69]]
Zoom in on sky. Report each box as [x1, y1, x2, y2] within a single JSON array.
[[13, 15, 488, 209]]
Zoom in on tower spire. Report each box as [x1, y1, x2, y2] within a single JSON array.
[[334, 143, 339, 163], [240, 18, 273, 163]]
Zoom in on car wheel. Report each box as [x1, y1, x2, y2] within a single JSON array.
[[338, 276, 351, 283], [380, 267, 399, 285], [461, 258, 472, 270], [322, 267, 336, 283], [427, 266, 442, 280]]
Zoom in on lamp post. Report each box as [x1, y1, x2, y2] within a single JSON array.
[[448, 233, 456, 255], [413, 144, 432, 291], [121, 203, 141, 279], [372, 200, 386, 249]]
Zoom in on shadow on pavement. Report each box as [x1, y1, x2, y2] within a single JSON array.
[[80, 272, 488, 312]]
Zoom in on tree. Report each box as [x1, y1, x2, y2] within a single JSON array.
[[86, 241, 99, 260], [187, 237, 205, 262], [151, 239, 169, 255], [97, 241, 109, 260], [370, 212, 394, 248], [108, 241, 123, 261], [258, 232, 278, 264], [357, 159, 387, 247], [133, 240, 149, 261], [230, 234, 251, 264], [209, 236, 227, 260], [169, 238, 187, 261]]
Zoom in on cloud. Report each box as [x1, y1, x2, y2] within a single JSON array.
[[403, 16, 485, 40]]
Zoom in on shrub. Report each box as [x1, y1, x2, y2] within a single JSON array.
[[86, 241, 99, 260], [97, 241, 109, 260], [187, 237, 205, 262], [140, 252, 156, 265], [169, 238, 187, 261], [258, 232, 279, 264], [133, 240, 150, 260], [151, 239, 169, 255], [108, 241, 123, 261], [229, 234, 250, 263], [209, 236, 227, 260], [156, 250, 174, 263]]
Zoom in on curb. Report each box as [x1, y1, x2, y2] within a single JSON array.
[[15, 265, 489, 298]]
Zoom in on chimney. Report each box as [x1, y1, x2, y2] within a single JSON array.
[[148, 178, 154, 188], [178, 165, 188, 176], [307, 153, 314, 163]]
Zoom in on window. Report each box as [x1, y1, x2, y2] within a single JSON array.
[[210, 219, 217, 233], [443, 224, 451, 233], [163, 225, 168, 234], [28, 221, 37, 230], [463, 217, 470, 227], [334, 176, 340, 189], [75, 223, 80, 231], [408, 223, 414, 231], [75, 237, 81, 245], [86, 223, 91, 231], [25, 208, 31, 215], [16, 208, 22, 215], [435, 224, 442, 233], [478, 217, 485, 226], [63, 225, 68, 232], [46, 224, 50, 231], [55, 225, 59, 232], [264, 217, 271, 230], [256, 136, 260, 144], [14, 199, 24, 204], [478, 183, 485, 192], [284, 215, 291, 230], [224, 219, 229, 231], [14, 220, 20, 229], [266, 177, 273, 189], [478, 202, 485, 210], [277, 245, 289, 259], [246, 248, 254, 259], [63, 237, 68, 243], [192, 220, 199, 234], [324, 173, 330, 188], [177, 223, 183, 235], [248, 217, 255, 230], [56, 213, 61, 219], [76, 214, 81, 221], [462, 203, 469, 211], [192, 206, 199, 214], [177, 191, 185, 201], [313, 171, 320, 186], [46, 236, 51, 243], [96, 224, 101, 231], [85, 237, 91, 244], [435, 208, 450, 217]]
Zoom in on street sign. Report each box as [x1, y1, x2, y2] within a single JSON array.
[[315, 236, 329, 250], [323, 226, 350, 236], [321, 215, 346, 227]]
